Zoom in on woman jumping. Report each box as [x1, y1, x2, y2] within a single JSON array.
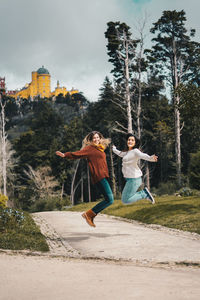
[[112, 133, 158, 205], [56, 131, 114, 227]]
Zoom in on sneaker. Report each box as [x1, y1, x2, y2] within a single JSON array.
[[144, 187, 155, 204]]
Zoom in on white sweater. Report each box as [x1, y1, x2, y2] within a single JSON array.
[[112, 146, 155, 178]]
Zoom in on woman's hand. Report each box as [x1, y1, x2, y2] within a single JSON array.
[[112, 145, 116, 151], [152, 155, 158, 162], [56, 151, 65, 158]]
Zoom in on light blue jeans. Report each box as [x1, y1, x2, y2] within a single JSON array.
[[122, 177, 147, 204]]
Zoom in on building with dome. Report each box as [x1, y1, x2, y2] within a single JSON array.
[[13, 66, 51, 99], [10, 66, 78, 100]]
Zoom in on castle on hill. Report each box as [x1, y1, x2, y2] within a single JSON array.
[[1, 66, 79, 100]]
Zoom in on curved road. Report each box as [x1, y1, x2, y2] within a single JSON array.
[[0, 211, 200, 300]]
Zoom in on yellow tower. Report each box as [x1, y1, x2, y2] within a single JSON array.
[[31, 71, 38, 97], [36, 66, 51, 98], [13, 66, 51, 99]]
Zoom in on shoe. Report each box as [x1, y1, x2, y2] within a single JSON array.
[[82, 209, 96, 227], [144, 187, 155, 204]]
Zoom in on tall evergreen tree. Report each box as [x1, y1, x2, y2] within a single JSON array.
[[145, 10, 200, 186]]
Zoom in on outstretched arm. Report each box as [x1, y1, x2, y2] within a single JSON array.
[[112, 145, 127, 158], [135, 149, 158, 162], [56, 146, 90, 160]]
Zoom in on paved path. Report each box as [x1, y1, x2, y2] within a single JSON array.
[[33, 211, 200, 266], [1, 211, 200, 300]]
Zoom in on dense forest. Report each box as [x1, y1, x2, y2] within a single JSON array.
[[0, 10, 200, 211]]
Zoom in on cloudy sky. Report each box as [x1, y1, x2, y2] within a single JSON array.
[[0, 0, 199, 101]]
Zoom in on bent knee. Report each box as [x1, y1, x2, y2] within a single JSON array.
[[122, 194, 130, 204], [122, 198, 129, 204], [107, 193, 114, 204]]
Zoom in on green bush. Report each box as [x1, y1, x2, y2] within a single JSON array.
[[188, 151, 200, 189], [0, 207, 49, 251], [178, 187, 194, 197], [0, 207, 25, 231], [30, 196, 71, 212], [153, 181, 177, 196]]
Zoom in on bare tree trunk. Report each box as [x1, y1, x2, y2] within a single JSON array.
[[113, 29, 133, 134], [136, 37, 143, 140], [70, 160, 80, 206], [61, 183, 64, 200], [109, 144, 116, 197], [135, 17, 147, 140], [125, 42, 133, 133], [0, 96, 7, 196], [173, 40, 182, 187], [81, 178, 84, 203], [174, 102, 181, 187], [145, 164, 150, 189], [87, 162, 91, 202]]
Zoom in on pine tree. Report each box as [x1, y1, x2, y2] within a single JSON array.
[[145, 10, 200, 186]]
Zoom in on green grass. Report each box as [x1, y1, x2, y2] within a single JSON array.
[[0, 208, 49, 252], [68, 195, 200, 234]]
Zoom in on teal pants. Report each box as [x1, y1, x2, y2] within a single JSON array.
[[92, 178, 114, 214], [122, 177, 147, 204]]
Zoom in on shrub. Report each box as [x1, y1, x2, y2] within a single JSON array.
[[188, 151, 200, 189], [0, 207, 25, 231], [0, 207, 49, 251], [178, 187, 194, 197], [0, 194, 8, 208], [29, 196, 71, 212], [153, 181, 177, 196]]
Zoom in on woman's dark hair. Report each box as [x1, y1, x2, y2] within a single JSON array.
[[125, 133, 140, 150], [85, 131, 103, 142]]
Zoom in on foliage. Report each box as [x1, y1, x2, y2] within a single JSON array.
[[0, 207, 49, 251], [30, 196, 71, 212], [178, 84, 200, 166], [188, 151, 200, 189], [105, 21, 139, 83], [0, 207, 25, 230], [0, 194, 8, 208], [146, 10, 198, 85], [178, 187, 194, 197], [152, 181, 177, 196]]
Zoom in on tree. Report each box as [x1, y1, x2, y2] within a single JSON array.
[[145, 10, 200, 186], [141, 73, 174, 186], [105, 21, 139, 133], [24, 165, 59, 198], [188, 151, 200, 189], [178, 83, 200, 175], [0, 96, 7, 196], [132, 17, 149, 140], [0, 95, 17, 202]]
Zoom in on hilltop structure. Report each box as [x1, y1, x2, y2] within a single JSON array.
[[3, 66, 79, 100], [51, 80, 78, 97]]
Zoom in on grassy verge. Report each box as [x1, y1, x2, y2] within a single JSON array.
[[0, 208, 49, 252], [68, 195, 200, 235]]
